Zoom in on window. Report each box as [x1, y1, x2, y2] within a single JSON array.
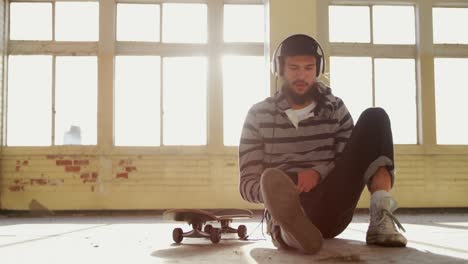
[[162, 3, 207, 43], [223, 56, 268, 146], [224, 4, 264, 43], [433, 8, 468, 44], [55, 2, 99, 41], [434, 59, 468, 145], [372, 6, 415, 44], [7, 56, 52, 146], [7, 1, 99, 146], [433, 7, 468, 145], [9, 3, 52, 40], [7, 1, 266, 148], [117, 4, 160, 42], [115, 56, 161, 146], [55, 57, 97, 145], [222, 4, 267, 146], [329, 6, 370, 43], [163, 57, 207, 145], [374, 59, 416, 144], [327, 4, 417, 144], [115, 2, 266, 147], [330, 57, 372, 121]]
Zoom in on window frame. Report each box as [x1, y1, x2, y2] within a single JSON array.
[[3, 0, 266, 155]]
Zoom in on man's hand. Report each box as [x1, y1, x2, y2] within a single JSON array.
[[297, 169, 321, 193]]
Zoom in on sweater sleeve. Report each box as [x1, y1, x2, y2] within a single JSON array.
[[238, 107, 264, 203]]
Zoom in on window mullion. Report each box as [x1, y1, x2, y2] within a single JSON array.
[[160, 57, 164, 146], [160, 4, 164, 146], [52, 55, 56, 146], [52, 1, 55, 41], [369, 4, 373, 44], [415, 0, 437, 145], [371, 57, 376, 107], [98, 0, 116, 152], [207, 0, 223, 153]]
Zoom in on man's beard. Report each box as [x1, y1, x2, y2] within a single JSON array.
[[283, 81, 318, 105]]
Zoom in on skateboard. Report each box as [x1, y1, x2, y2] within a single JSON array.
[[163, 208, 253, 244]]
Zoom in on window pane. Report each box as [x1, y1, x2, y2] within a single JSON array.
[[330, 57, 372, 122], [55, 2, 99, 41], [117, 4, 160, 42], [329, 6, 370, 43], [162, 4, 207, 43], [10, 3, 52, 40], [433, 8, 468, 44], [224, 5, 264, 43], [375, 59, 417, 144], [55, 57, 97, 145], [373, 6, 415, 44], [163, 57, 207, 145], [115, 56, 161, 146], [435, 58, 468, 144], [223, 56, 268, 146], [7, 56, 52, 146]]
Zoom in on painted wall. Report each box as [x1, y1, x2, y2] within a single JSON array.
[[1, 0, 467, 210], [0, 0, 5, 209]]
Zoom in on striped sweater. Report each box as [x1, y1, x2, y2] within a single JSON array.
[[238, 82, 354, 204]]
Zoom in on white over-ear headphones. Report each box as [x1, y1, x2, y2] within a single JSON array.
[[270, 34, 326, 78]]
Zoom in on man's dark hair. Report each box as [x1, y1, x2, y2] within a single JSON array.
[[278, 34, 322, 76]]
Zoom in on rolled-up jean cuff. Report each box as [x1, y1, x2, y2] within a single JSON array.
[[363, 155, 395, 187]]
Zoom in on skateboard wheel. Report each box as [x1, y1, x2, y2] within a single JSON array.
[[204, 224, 213, 233], [173, 228, 183, 243], [210, 228, 221, 244], [237, 225, 247, 239]]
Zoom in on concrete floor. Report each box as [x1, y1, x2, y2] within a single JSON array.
[[1, 211, 467, 264]]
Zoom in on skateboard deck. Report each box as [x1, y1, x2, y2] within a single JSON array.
[[163, 208, 253, 244]]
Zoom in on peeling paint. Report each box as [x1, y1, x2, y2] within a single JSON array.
[[80, 172, 98, 183], [30, 179, 47, 185], [74, 160, 89, 166], [65, 166, 81, 172], [48, 179, 64, 186], [56, 160, 73, 166], [46, 155, 64, 160], [116, 172, 129, 179], [9, 185, 24, 192], [125, 166, 137, 172]]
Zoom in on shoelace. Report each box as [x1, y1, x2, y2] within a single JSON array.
[[242, 209, 267, 241], [377, 209, 406, 233]]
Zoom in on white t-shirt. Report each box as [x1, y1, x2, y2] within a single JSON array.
[[284, 101, 317, 129]]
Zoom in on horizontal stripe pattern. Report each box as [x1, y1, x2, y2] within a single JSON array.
[[239, 82, 354, 204]]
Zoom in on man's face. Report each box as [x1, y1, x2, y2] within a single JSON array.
[[282, 55, 317, 98]]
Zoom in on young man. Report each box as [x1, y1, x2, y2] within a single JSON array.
[[238, 34, 407, 254]]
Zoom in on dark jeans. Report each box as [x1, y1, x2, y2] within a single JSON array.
[[289, 107, 395, 238]]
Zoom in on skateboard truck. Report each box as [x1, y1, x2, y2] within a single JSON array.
[[172, 217, 223, 244]]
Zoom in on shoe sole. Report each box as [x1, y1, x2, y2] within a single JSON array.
[[261, 169, 323, 254], [366, 234, 407, 247]]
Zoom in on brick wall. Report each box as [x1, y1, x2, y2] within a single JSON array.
[[1, 152, 468, 210]]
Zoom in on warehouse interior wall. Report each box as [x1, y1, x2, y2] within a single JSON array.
[[0, 0, 467, 211]]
